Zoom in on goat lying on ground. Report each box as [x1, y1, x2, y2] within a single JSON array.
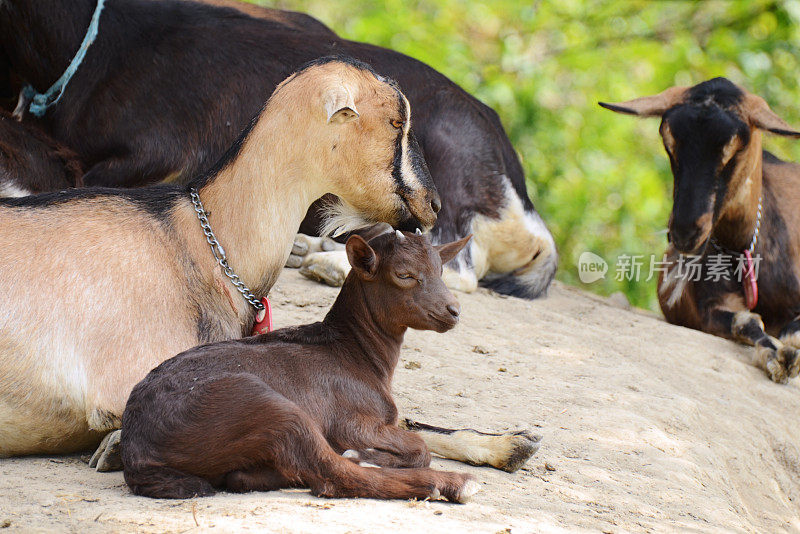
[[122, 230, 482, 502], [1, 0, 556, 300], [0, 109, 82, 195], [0, 58, 441, 458], [601, 77, 800, 383]]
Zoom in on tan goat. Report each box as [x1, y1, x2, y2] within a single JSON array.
[[0, 57, 441, 458]]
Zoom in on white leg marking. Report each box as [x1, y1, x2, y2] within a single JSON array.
[[299, 250, 351, 287], [416, 428, 540, 472], [659, 261, 688, 310], [470, 178, 557, 297]]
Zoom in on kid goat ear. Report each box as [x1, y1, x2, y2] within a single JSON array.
[[435, 234, 472, 264], [346, 235, 379, 278]]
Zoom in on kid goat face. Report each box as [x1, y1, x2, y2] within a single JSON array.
[[345, 230, 472, 333]]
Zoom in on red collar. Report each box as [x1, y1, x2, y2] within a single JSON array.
[[743, 249, 758, 310], [252, 297, 273, 335]]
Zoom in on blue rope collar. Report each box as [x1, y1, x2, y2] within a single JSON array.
[[22, 0, 106, 118]]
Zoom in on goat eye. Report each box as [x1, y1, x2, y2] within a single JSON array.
[[397, 273, 420, 284], [390, 119, 404, 129]]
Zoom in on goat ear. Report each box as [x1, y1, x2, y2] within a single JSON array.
[[745, 94, 800, 138], [324, 85, 359, 124], [599, 86, 688, 117], [346, 235, 378, 278], [435, 234, 472, 265]]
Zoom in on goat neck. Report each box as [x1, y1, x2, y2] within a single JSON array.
[[712, 129, 764, 251], [323, 275, 405, 381], [0, 0, 98, 91], [178, 109, 328, 306]]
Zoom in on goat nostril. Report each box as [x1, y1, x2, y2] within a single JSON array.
[[431, 196, 441, 214], [446, 304, 460, 318]]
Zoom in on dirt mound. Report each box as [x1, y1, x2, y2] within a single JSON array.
[[1, 270, 799, 533]]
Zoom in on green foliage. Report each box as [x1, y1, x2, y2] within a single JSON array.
[[251, 0, 800, 310]]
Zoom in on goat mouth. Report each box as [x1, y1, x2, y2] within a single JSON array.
[[395, 196, 425, 233], [427, 312, 458, 329], [670, 236, 710, 256], [668, 234, 711, 256], [397, 192, 436, 232]]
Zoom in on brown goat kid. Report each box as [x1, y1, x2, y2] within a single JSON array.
[[601, 78, 800, 383], [121, 230, 481, 503]]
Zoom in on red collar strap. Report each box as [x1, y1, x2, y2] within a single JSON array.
[[743, 249, 758, 310], [252, 296, 273, 335]]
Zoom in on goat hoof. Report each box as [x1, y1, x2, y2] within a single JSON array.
[[495, 430, 542, 472], [88, 430, 123, 472], [765, 354, 789, 384], [320, 237, 342, 252], [455, 479, 481, 503], [292, 233, 344, 257], [285, 254, 303, 269], [342, 449, 360, 463], [780, 346, 800, 379], [291, 239, 309, 256], [299, 251, 350, 287]]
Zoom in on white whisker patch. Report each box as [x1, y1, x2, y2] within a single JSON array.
[[0, 180, 33, 198], [318, 198, 373, 237]]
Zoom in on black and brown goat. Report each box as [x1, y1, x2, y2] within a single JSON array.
[[0, 58, 441, 458], [601, 77, 800, 383], [122, 230, 482, 502], [0, 109, 83, 194], [0, 0, 557, 299]]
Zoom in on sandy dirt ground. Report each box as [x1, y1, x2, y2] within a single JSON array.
[[2, 269, 800, 533]]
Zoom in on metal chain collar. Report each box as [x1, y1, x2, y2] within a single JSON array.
[[748, 195, 763, 254], [189, 188, 265, 312]]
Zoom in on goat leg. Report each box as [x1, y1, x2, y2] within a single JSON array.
[[224, 467, 298, 493], [299, 249, 350, 287], [338, 421, 432, 468], [88, 429, 123, 472], [219, 413, 477, 502], [778, 315, 800, 378], [309, 457, 480, 503], [725, 310, 799, 383], [287, 234, 344, 271], [400, 419, 541, 473]]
